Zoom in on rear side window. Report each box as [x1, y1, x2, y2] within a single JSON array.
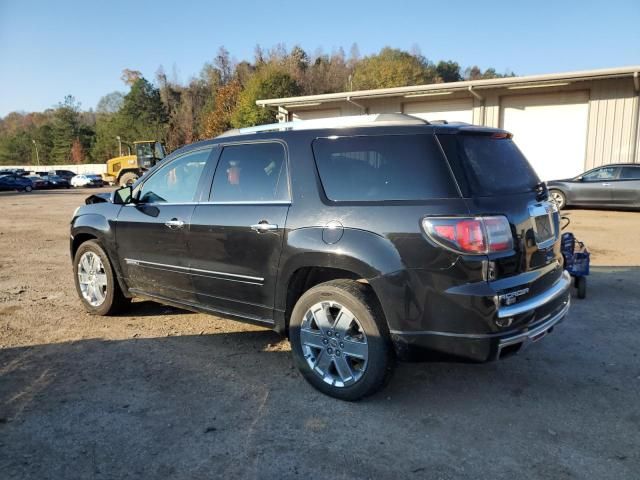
[[211, 143, 289, 202], [438, 134, 540, 196], [312, 134, 458, 202], [619, 166, 640, 180]]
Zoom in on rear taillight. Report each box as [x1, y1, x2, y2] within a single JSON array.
[[422, 216, 513, 255]]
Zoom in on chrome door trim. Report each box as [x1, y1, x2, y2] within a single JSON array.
[[124, 258, 264, 283]]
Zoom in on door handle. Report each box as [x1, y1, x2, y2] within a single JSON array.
[[165, 218, 185, 229], [251, 221, 278, 233]]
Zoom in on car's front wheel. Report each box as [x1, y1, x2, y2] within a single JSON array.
[[549, 189, 566, 209], [289, 279, 394, 401], [73, 240, 130, 315]]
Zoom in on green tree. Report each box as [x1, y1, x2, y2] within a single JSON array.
[[435, 60, 462, 83], [351, 47, 436, 90], [231, 66, 301, 127], [50, 95, 81, 164], [110, 78, 169, 143]]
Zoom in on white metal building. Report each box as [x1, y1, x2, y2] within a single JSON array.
[[256, 66, 640, 180]]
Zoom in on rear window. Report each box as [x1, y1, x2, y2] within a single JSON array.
[[438, 134, 540, 196], [312, 134, 458, 202]]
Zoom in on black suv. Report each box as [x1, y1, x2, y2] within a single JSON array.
[[70, 114, 571, 400]]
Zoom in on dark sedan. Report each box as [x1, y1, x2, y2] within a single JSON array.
[[41, 175, 71, 189], [0, 174, 33, 192], [547, 164, 640, 209]]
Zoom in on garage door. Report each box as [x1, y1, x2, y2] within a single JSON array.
[[403, 98, 473, 124], [501, 91, 589, 181], [292, 108, 341, 121]]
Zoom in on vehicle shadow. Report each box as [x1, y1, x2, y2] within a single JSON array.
[[120, 299, 197, 317], [1, 267, 638, 479]]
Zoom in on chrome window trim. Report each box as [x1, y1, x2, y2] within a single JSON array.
[[123, 200, 292, 207]]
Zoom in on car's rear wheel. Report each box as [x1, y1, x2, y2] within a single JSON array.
[[24, 185, 32, 192], [550, 189, 566, 209], [73, 240, 130, 315], [289, 279, 394, 401]]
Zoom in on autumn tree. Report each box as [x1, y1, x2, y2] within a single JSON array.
[[121, 69, 143, 86], [71, 138, 84, 163], [202, 80, 241, 138]]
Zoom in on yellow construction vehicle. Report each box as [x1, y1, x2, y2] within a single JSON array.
[[103, 140, 167, 186]]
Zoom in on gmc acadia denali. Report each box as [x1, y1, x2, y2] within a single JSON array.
[[70, 114, 571, 400]]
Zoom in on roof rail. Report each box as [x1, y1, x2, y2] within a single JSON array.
[[217, 113, 429, 138]]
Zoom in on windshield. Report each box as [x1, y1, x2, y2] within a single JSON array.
[[438, 133, 540, 196]]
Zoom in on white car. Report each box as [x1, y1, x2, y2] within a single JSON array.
[[71, 174, 104, 188]]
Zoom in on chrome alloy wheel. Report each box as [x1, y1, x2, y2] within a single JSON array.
[[550, 191, 565, 208], [77, 252, 108, 307], [300, 301, 368, 387]]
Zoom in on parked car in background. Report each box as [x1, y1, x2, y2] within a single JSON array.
[[39, 169, 76, 181], [548, 164, 640, 209], [71, 174, 104, 188], [0, 174, 33, 192], [70, 114, 570, 400], [27, 175, 49, 189], [41, 175, 71, 189]]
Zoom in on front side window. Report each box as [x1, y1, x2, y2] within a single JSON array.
[[211, 143, 289, 202], [620, 166, 640, 180], [138, 148, 211, 204], [312, 134, 458, 202], [582, 167, 618, 182]]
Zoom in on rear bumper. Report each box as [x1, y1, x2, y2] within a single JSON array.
[[389, 270, 571, 362]]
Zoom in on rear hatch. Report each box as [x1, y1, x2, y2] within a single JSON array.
[[437, 130, 562, 293]]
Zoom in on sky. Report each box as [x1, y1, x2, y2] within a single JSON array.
[[0, 0, 639, 116]]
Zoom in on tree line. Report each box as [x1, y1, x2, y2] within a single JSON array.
[[0, 45, 513, 166]]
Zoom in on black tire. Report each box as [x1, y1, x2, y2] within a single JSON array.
[[289, 279, 394, 401], [576, 276, 586, 299], [549, 189, 566, 209], [24, 185, 33, 192], [73, 240, 130, 315], [119, 172, 139, 187]]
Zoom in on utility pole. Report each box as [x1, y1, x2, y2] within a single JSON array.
[[32, 139, 40, 166], [116, 136, 122, 156]]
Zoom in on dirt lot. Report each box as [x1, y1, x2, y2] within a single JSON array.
[[1, 188, 639, 479]]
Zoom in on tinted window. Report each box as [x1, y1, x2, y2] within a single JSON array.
[[312, 135, 457, 201], [211, 143, 289, 202], [138, 148, 210, 203], [582, 167, 618, 182], [438, 134, 540, 196], [619, 166, 640, 180]]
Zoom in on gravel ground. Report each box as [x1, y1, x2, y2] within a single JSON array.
[[1, 188, 639, 479]]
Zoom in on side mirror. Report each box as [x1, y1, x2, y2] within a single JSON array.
[[113, 185, 133, 205], [576, 176, 584, 182]]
